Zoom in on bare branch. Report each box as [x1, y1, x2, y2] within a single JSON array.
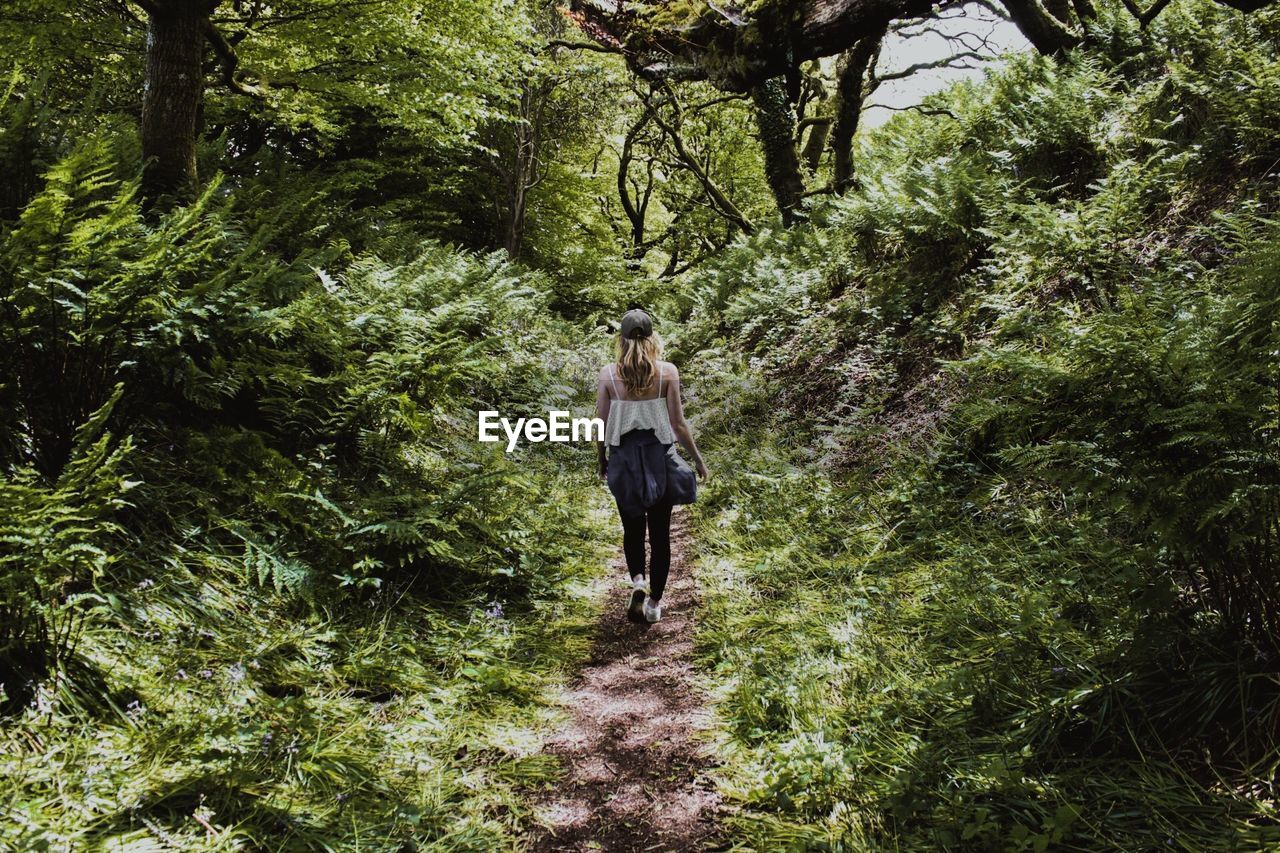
[[969, 0, 1014, 18], [867, 102, 959, 120], [893, 22, 1002, 53], [688, 93, 751, 112], [876, 50, 991, 82]]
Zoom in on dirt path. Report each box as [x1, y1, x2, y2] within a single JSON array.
[[525, 509, 725, 851]]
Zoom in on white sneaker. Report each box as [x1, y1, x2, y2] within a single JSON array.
[[628, 577, 647, 621], [643, 597, 661, 623]]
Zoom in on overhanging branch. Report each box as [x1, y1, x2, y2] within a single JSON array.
[[876, 50, 990, 82], [202, 17, 265, 96]]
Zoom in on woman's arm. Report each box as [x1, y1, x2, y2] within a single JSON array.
[[595, 365, 612, 479], [664, 365, 708, 480]]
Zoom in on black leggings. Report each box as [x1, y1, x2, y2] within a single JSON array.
[[620, 500, 674, 601]]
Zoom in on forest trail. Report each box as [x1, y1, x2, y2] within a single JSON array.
[[525, 510, 725, 851]]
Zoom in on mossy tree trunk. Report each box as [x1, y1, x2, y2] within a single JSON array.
[[830, 30, 883, 193], [799, 118, 831, 175], [751, 77, 806, 225]]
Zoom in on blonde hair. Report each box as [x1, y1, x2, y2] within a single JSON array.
[[615, 331, 664, 398]]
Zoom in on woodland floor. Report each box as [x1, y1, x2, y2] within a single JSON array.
[[525, 510, 727, 851]]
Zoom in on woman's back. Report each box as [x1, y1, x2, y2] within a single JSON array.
[[595, 309, 707, 625], [600, 361, 676, 446]]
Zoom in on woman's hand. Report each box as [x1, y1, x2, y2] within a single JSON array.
[[598, 458, 608, 481], [695, 460, 709, 482]]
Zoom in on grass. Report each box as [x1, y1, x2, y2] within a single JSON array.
[[0, 463, 615, 851], [686, 415, 1280, 851]]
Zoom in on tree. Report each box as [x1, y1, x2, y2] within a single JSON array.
[[593, 83, 768, 273], [567, 0, 1000, 218], [128, 0, 265, 205], [828, 6, 1008, 191], [484, 73, 561, 259], [567, 0, 1275, 85], [0, 1, 532, 209], [830, 29, 885, 192], [566, 0, 1279, 221], [481, 5, 615, 260]]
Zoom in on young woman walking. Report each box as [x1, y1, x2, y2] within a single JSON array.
[[596, 309, 708, 623]]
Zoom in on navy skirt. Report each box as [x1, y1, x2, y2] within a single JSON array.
[[607, 429, 697, 516]]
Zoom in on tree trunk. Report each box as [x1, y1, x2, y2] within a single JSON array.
[[618, 110, 651, 252], [1000, 0, 1082, 56], [141, 1, 211, 206], [751, 77, 806, 226], [830, 31, 882, 193], [800, 119, 831, 174], [502, 179, 529, 260], [0, 92, 41, 220]]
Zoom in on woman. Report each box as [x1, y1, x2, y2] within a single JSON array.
[[596, 308, 708, 623]]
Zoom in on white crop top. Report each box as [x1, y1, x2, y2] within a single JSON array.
[[603, 365, 677, 447]]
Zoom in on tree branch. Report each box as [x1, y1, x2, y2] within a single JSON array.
[[128, 0, 162, 16], [568, 0, 936, 91], [869, 102, 959, 120], [648, 88, 757, 234], [1119, 0, 1175, 25], [202, 17, 265, 97], [545, 38, 623, 53], [1213, 0, 1273, 10], [876, 50, 990, 82], [969, 0, 1014, 17], [999, 0, 1082, 54], [617, 106, 653, 245], [831, 27, 885, 191]]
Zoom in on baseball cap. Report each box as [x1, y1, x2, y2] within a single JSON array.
[[620, 308, 653, 340]]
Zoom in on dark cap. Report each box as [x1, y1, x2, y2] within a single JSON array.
[[620, 308, 652, 340]]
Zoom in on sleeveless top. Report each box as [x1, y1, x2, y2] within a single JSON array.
[[603, 364, 676, 447]]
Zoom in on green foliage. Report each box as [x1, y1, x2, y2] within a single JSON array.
[[0, 541, 606, 849], [1, 133, 599, 595], [959, 212, 1280, 658], [0, 126, 611, 846], [0, 388, 131, 713], [7, 0, 1280, 849], [692, 398, 1280, 850], [681, 8, 1280, 849]]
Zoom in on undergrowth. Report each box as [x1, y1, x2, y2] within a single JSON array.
[[680, 4, 1280, 849], [0, 130, 615, 847]]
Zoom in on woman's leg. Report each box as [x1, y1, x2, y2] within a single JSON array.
[[646, 501, 674, 600], [621, 510, 647, 581]]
